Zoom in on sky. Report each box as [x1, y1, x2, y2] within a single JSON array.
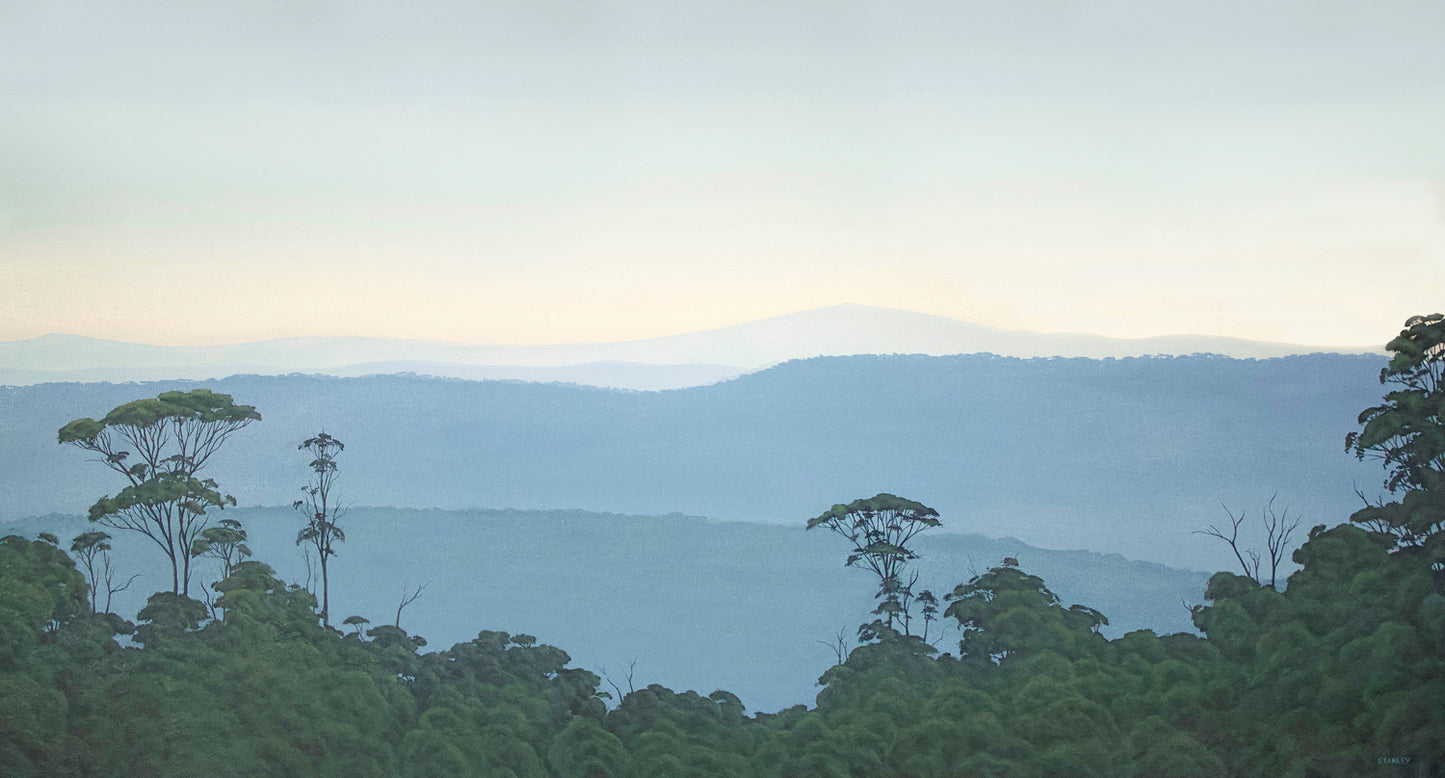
[[2, 1, 1443, 348]]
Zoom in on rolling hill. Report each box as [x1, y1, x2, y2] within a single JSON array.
[[0, 351, 1387, 573]]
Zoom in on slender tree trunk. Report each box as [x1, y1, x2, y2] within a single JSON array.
[[181, 549, 192, 597], [82, 556, 99, 614], [320, 555, 330, 628]]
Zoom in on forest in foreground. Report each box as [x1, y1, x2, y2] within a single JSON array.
[[2, 315, 1443, 777]]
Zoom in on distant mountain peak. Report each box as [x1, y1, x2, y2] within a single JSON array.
[[1, 306, 1379, 388]]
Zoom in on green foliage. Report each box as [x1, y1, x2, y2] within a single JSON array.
[[0, 535, 88, 670], [132, 592, 208, 648], [1348, 313, 1445, 562], [57, 388, 260, 595], [80, 560, 406, 777], [807, 493, 942, 636], [1192, 522, 1445, 775], [68, 531, 111, 614], [944, 559, 1106, 663], [87, 474, 235, 525], [606, 685, 757, 777], [0, 538, 76, 771], [401, 687, 548, 778], [0, 535, 131, 776], [191, 518, 251, 581], [212, 560, 321, 638], [0, 673, 68, 776], [548, 717, 631, 778]]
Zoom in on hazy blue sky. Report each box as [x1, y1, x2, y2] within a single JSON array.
[[2, 1, 1442, 346]]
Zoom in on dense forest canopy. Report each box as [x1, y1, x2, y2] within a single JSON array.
[[1, 315, 1442, 776]]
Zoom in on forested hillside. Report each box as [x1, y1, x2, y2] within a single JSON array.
[[1, 316, 1443, 775], [0, 351, 1385, 572]]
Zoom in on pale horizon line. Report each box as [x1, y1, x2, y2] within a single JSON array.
[[1, 302, 1386, 353]]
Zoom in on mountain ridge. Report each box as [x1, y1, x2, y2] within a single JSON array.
[[0, 304, 1380, 388], [1, 351, 1387, 573]]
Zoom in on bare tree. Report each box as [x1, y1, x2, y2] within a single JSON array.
[[1352, 486, 1400, 538], [300, 546, 317, 597], [197, 581, 219, 621], [1197, 503, 1251, 580], [1196, 494, 1303, 589], [100, 557, 139, 614], [816, 627, 851, 666], [395, 579, 430, 629], [600, 660, 639, 702], [1258, 495, 1302, 589]]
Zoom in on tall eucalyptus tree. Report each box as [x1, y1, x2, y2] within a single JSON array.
[[807, 493, 942, 636], [58, 389, 260, 595], [295, 431, 346, 627]]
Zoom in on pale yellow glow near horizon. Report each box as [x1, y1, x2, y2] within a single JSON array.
[[4, 178, 1441, 348]]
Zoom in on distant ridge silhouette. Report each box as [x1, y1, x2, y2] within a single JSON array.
[[0, 351, 1386, 572], [0, 304, 1379, 388]]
